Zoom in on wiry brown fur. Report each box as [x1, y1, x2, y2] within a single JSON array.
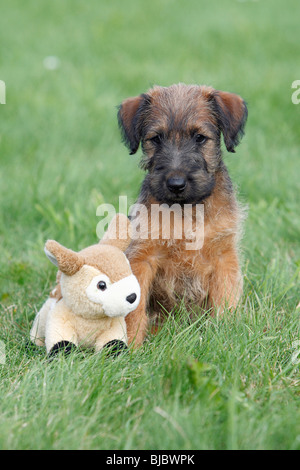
[[118, 83, 248, 347]]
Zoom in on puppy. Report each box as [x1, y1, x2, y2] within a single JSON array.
[[117, 83, 248, 347]]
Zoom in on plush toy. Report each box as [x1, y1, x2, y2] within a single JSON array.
[[30, 214, 141, 357]]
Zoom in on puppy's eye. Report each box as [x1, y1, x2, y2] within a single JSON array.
[[97, 281, 107, 291], [154, 165, 165, 172], [150, 134, 162, 145], [195, 134, 207, 144]]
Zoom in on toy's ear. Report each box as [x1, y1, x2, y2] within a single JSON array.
[[100, 213, 132, 252], [44, 240, 84, 275]]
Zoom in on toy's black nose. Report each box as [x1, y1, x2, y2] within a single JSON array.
[[126, 293, 137, 304], [166, 177, 187, 194]]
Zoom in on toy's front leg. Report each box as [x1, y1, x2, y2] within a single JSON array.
[[95, 317, 127, 355], [45, 299, 78, 356], [30, 298, 57, 346]]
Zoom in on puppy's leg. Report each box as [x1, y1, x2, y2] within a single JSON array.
[[126, 257, 158, 347], [208, 250, 243, 315]]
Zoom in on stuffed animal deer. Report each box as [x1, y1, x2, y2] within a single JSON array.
[[30, 214, 141, 356]]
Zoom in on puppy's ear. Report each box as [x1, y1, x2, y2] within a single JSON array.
[[213, 90, 248, 153], [117, 94, 151, 155]]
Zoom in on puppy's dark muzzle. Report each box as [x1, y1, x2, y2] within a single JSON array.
[[166, 177, 187, 194]]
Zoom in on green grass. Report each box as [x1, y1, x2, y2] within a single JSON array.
[[0, 0, 299, 450]]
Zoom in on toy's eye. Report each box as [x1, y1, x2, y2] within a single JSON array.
[[97, 281, 107, 291]]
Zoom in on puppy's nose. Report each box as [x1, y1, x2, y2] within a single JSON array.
[[166, 177, 187, 194], [126, 293, 137, 304]]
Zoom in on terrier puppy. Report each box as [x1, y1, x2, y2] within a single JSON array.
[[117, 83, 248, 347]]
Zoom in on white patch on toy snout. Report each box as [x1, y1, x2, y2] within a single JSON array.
[[86, 274, 140, 318]]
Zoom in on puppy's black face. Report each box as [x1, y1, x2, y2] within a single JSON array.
[[118, 84, 247, 205], [140, 127, 217, 205]]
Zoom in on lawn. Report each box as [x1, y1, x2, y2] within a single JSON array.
[[0, 0, 299, 450]]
